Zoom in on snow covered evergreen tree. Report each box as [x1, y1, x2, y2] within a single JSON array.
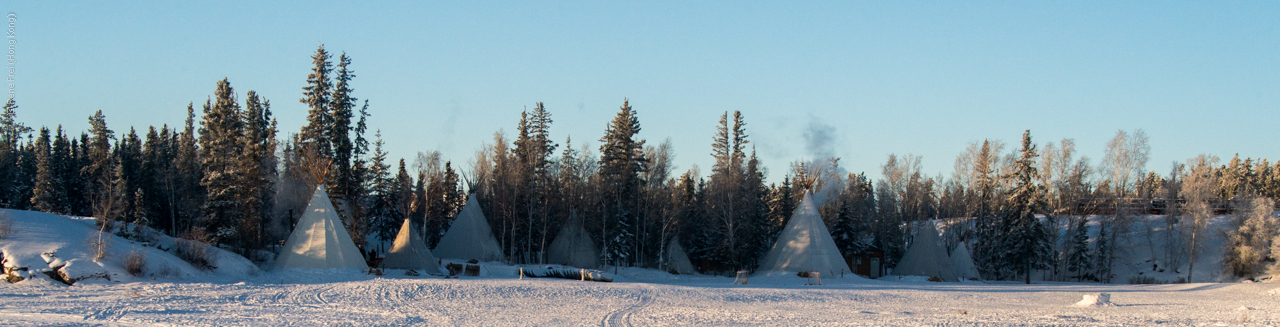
[[238, 91, 278, 254], [999, 130, 1052, 284], [198, 79, 245, 245]]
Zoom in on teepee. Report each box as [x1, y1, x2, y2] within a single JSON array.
[[432, 195, 505, 262], [891, 223, 958, 281], [546, 212, 599, 268], [757, 191, 851, 277], [276, 185, 369, 269], [664, 236, 697, 275], [380, 219, 442, 273], [949, 241, 981, 281]]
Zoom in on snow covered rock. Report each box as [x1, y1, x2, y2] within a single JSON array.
[[0, 208, 258, 285], [1073, 293, 1114, 307]]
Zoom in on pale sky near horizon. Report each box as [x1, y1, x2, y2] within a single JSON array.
[[5, 2, 1278, 184]]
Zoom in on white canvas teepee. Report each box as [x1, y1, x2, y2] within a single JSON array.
[[892, 223, 958, 282], [664, 236, 697, 275], [276, 185, 369, 269], [380, 219, 442, 273], [546, 213, 599, 268], [757, 191, 851, 277], [949, 241, 981, 281], [432, 195, 505, 262]]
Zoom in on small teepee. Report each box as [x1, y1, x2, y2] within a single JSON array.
[[949, 241, 981, 281], [664, 236, 697, 275], [380, 219, 442, 273], [276, 184, 369, 269], [432, 195, 505, 262], [546, 212, 599, 268], [757, 191, 851, 277], [892, 223, 958, 282]]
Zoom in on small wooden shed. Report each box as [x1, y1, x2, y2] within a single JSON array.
[[847, 247, 886, 279]]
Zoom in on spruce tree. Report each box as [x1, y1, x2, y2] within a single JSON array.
[[198, 79, 245, 245], [598, 99, 646, 268], [0, 98, 31, 208], [238, 91, 278, 253], [328, 52, 356, 205], [174, 103, 202, 236], [1067, 217, 1092, 281], [1000, 130, 1052, 284], [299, 45, 333, 160], [84, 110, 116, 193], [30, 127, 59, 213]]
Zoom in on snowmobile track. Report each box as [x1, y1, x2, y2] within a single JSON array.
[[601, 286, 653, 327]]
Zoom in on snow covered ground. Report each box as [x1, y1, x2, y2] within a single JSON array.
[[2, 209, 1277, 326], [1, 271, 1277, 326]]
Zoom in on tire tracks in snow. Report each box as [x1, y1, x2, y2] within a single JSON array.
[[602, 285, 654, 327]]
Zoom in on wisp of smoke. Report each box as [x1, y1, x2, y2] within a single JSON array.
[[803, 116, 835, 160], [800, 117, 843, 206]]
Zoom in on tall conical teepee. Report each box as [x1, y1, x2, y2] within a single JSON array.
[[757, 191, 852, 277], [432, 195, 505, 262], [664, 236, 697, 275], [276, 185, 369, 269], [949, 241, 981, 281], [892, 222, 958, 281], [546, 212, 599, 268], [380, 219, 442, 273]]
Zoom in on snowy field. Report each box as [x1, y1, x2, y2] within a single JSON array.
[[2, 209, 1279, 326], [2, 271, 1278, 326]]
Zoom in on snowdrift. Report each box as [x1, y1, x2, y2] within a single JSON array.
[[0, 209, 257, 285]]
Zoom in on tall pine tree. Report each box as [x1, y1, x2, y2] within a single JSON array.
[[1000, 130, 1052, 284], [598, 99, 645, 268], [198, 79, 245, 245]]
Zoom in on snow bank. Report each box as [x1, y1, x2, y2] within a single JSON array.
[[0, 209, 257, 285], [1072, 293, 1114, 307]]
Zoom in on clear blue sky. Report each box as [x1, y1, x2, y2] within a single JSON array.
[[6, 2, 1278, 183]]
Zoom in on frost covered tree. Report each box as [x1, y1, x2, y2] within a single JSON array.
[[999, 130, 1052, 284], [1181, 154, 1219, 283], [198, 79, 245, 245], [1223, 196, 1277, 279], [238, 91, 278, 253]]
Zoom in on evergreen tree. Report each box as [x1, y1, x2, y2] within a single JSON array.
[[1066, 217, 1092, 281], [174, 103, 203, 235], [30, 127, 59, 213], [84, 110, 116, 191], [366, 131, 399, 253], [598, 99, 646, 267], [238, 91, 278, 254], [198, 79, 245, 245], [0, 98, 31, 208], [299, 45, 333, 160], [328, 52, 356, 206], [1000, 130, 1052, 284]]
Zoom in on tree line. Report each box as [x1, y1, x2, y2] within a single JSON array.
[[1, 45, 1277, 281]]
